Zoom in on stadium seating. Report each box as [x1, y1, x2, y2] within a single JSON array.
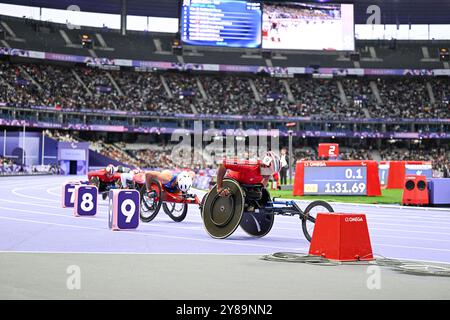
[[1, 62, 449, 119]]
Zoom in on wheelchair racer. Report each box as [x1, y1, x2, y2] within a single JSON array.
[[103, 164, 137, 188], [145, 169, 195, 194], [216, 151, 281, 196]]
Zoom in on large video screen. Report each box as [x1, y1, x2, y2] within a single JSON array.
[[262, 2, 355, 51], [181, 0, 261, 48]]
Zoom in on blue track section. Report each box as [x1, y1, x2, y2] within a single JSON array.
[[0, 175, 449, 264]]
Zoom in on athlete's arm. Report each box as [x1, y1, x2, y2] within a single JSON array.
[[261, 176, 270, 186], [145, 170, 172, 191], [216, 163, 229, 196]]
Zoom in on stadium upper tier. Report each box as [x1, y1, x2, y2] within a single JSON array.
[[0, 62, 448, 120], [0, 15, 448, 69]]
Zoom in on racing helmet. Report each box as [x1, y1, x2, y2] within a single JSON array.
[[105, 164, 116, 175], [177, 171, 193, 193], [262, 151, 281, 174]]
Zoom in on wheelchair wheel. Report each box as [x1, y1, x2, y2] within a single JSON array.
[[139, 179, 162, 223], [199, 194, 206, 218], [202, 179, 244, 239], [302, 200, 334, 242], [163, 202, 188, 222], [240, 188, 274, 237]]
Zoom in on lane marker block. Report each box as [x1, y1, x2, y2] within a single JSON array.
[[73, 185, 98, 217], [309, 213, 374, 262], [62, 181, 80, 208], [108, 189, 140, 231]]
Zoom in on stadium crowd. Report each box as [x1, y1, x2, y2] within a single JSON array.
[[17, 128, 450, 177], [1, 62, 449, 119], [0, 155, 19, 175]]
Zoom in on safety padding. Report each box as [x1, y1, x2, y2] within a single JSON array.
[[73, 185, 98, 217], [309, 213, 374, 262], [402, 175, 429, 206], [202, 179, 244, 239], [108, 189, 140, 231], [428, 178, 450, 205]]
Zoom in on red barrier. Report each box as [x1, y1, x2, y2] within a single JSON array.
[[293, 160, 381, 196], [387, 161, 406, 189], [386, 161, 432, 189], [309, 213, 374, 262]]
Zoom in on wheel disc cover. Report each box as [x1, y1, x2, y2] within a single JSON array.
[[202, 179, 244, 239]]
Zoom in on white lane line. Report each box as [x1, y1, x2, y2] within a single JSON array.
[[0, 181, 45, 189], [4, 180, 450, 243], [336, 208, 450, 220], [0, 205, 311, 246], [268, 225, 450, 235], [0, 206, 104, 221], [372, 242, 450, 252], [66, 204, 450, 234], [4, 195, 449, 238], [0, 251, 273, 256], [1, 250, 449, 266], [372, 234, 450, 243], [0, 198, 69, 210], [46, 188, 60, 196], [6, 183, 450, 225], [290, 199, 450, 212], [2, 203, 450, 249], [12, 185, 60, 203], [366, 221, 450, 230], [368, 227, 450, 236], [1, 214, 448, 254], [0, 215, 306, 252], [366, 217, 450, 225]]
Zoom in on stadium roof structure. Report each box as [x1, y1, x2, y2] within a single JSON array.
[[0, 0, 449, 24]]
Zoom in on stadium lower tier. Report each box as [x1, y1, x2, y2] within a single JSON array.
[[0, 62, 449, 119]]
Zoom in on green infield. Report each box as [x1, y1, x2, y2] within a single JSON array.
[[269, 188, 404, 204]]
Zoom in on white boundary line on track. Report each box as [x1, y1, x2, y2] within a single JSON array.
[[0, 213, 308, 252], [194, 188, 450, 212], [4, 179, 450, 256], [5, 190, 450, 237], [43, 186, 450, 221], [4, 197, 450, 243], [12, 186, 59, 203], [0, 250, 449, 267], [1, 212, 449, 253], [4, 195, 450, 237], [288, 198, 450, 212], [12, 182, 450, 219]]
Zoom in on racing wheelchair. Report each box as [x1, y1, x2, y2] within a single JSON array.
[[199, 178, 334, 241], [87, 169, 122, 200], [132, 173, 200, 223]]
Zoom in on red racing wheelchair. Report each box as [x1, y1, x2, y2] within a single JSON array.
[[132, 172, 200, 223], [87, 168, 122, 200], [199, 178, 334, 241]]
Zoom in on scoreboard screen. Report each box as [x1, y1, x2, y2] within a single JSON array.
[[405, 163, 433, 178], [262, 2, 355, 51], [293, 161, 381, 197], [181, 0, 262, 48], [304, 166, 367, 195]]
